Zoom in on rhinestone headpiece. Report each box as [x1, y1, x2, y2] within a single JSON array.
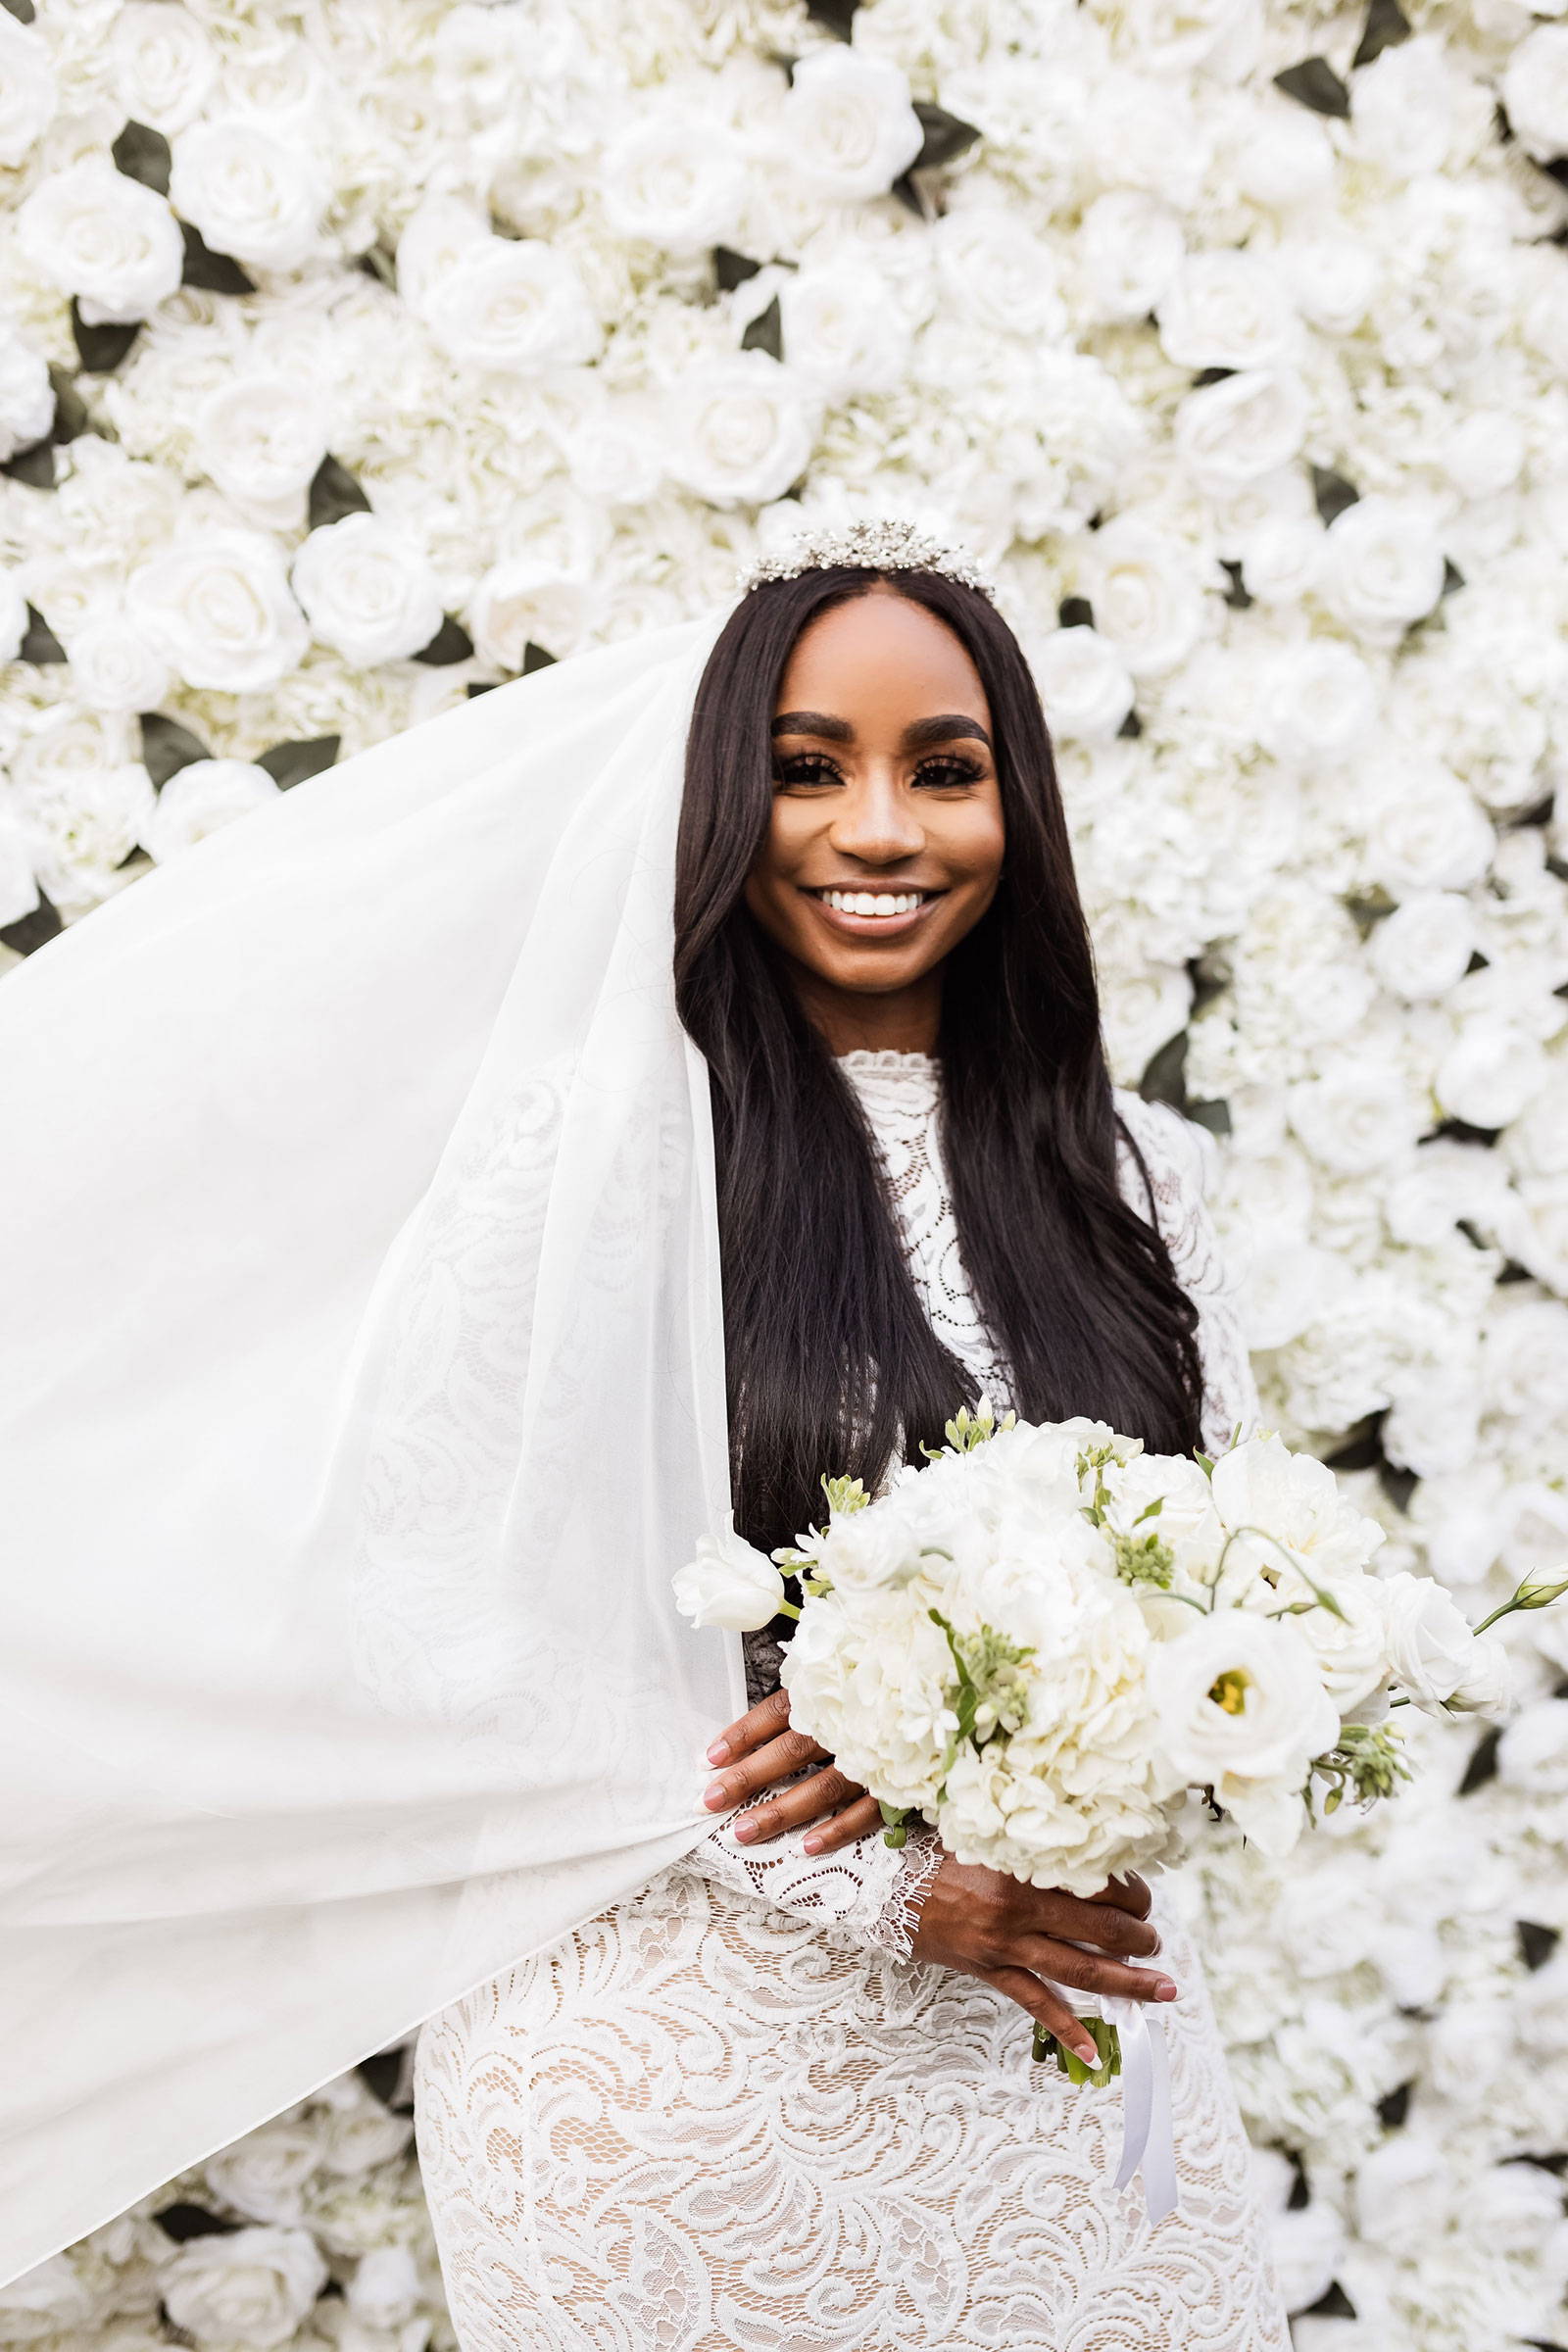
[[738, 517, 998, 604]]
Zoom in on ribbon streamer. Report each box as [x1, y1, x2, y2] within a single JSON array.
[[1047, 1960, 1179, 2226]]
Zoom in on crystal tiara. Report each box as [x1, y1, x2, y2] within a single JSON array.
[[737, 517, 998, 604]]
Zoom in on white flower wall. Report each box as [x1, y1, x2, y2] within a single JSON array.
[[0, 0, 1565, 2343]]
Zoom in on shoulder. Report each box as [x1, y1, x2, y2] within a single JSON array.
[[1110, 1088, 1215, 1218]]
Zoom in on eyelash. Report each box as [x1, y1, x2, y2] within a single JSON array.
[[771, 754, 985, 790]]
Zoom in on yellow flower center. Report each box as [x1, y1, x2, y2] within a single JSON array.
[[1208, 1667, 1252, 1716]]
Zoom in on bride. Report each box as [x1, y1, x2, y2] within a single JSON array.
[[0, 521, 1284, 2349], [413, 533, 1287, 2350]]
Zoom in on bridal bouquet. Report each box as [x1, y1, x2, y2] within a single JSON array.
[[675, 1406, 1563, 2085]]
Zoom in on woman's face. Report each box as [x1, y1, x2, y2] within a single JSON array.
[[743, 586, 1005, 1046]]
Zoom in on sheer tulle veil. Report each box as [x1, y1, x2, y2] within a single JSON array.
[[0, 610, 745, 2277]]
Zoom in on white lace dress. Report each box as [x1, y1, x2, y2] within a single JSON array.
[[414, 1053, 1289, 2352]]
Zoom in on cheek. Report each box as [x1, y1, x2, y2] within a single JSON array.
[[943, 802, 1006, 887]]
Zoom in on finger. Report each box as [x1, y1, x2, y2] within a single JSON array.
[[706, 1689, 791, 1767], [703, 1729, 829, 1812], [1094, 1873, 1152, 1919], [732, 1768, 864, 1845], [1012, 1890, 1160, 1960], [1017, 1939, 1177, 2006], [801, 1793, 881, 1854], [984, 1967, 1102, 2068]]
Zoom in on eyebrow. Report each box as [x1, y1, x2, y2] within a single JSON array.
[[770, 710, 993, 750]]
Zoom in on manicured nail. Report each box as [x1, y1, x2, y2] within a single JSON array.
[[707, 1740, 729, 1764], [1077, 2040, 1099, 2065], [802, 1835, 823, 1854], [732, 1817, 757, 1842], [1154, 1979, 1178, 2001], [703, 1781, 728, 1808]]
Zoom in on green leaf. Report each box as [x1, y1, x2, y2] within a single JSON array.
[[0, 0, 36, 22], [355, 243, 398, 289], [1311, 465, 1360, 524], [71, 301, 140, 376], [179, 222, 256, 296], [307, 455, 372, 531], [1441, 557, 1465, 599], [1, 443, 54, 490], [521, 640, 557, 673], [112, 119, 172, 195], [1273, 58, 1351, 118], [139, 710, 212, 787], [0, 890, 60, 956], [1057, 596, 1095, 630], [412, 614, 475, 666], [256, 734, 340, 791], [19, 604, 66, 662], [1139, 1028, 1189, 1110], [47, 366, 86, 444], [911, 101, 982, 172], [714, 246, 763, 293], [890, 172, 932, 220], [1518, 1920, 1560, 1971], [466, 679, 500, 700], [1351, 0, 1410, 69], [741, 295, 783, 361], [806, 0, 858, 36]]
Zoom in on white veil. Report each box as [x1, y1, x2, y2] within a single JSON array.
[[0, 611, 745, 2278]]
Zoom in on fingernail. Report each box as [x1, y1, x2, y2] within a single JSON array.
[[733, 1817, 757, 1843], [706, 1740, 729, 1764], [1155, 1979, 1178, 2001], [802, 1835, 823, 1854], [703, 1781, 728, 1808], [1077, 2042, 1099, 2065]]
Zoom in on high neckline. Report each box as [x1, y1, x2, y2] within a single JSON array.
[[834, 1048, 939, 1072]]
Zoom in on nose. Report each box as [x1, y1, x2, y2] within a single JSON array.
[[826, 768, 924, 867]]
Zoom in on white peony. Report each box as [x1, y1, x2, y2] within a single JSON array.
[[161, 2226, 327, 2350], [108, 1, 219, 133], [0, 323, 53, 463], [131, 531, 309, 694], [16, 161, 183, 326], [1157, 249, 1301, 371], [672, 1527, 784, 1632], [1368, 891, 1478, 1002], [779, 259, 911, 397], [138, 760, 282, 863], [291, 515, 445, 665], [1173, 368, 1310, 495], [195, 375, 331, 508], [1077, 190, 1185, 323], [1147, 1612, 1339, 1853], [1375, 1571, 1486, 1717], [170, 119, 326, 271], [662, 353, 819, 508], [1081, 514, 1206, 678], [600, 112, 747, 253], [1319, 497, 1447, 642], [60, 612, 172, 715], [1034, 625, 1135, 743], [778, 46, 923, 201], [1500, 24, 1568, 163], [6, 760, 157, 911], [0, 12, 56, 169]]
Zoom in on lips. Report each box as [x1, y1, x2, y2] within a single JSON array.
[[800, 884, 943, 939]]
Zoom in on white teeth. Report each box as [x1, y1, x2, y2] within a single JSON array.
[[821, 890, 924, 916]]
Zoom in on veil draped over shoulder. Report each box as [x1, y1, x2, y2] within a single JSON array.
[[0, 611, 743, 2278]]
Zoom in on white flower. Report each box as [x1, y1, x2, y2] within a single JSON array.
[[201, 2116, 323, 2225], [778, 46, 923, 202], [1147, 1612, 1339, 1852], [0, 564, 26, 666], [1077, 190, 1185, 323], [131, 531, 309, 694], [1034, 625, 1135, 743], [1437, 1021, 1549, 1131], [108, 2, 219, 133], [1081, 515, 1206, 679], [1446, 1631, 1512, 1717], [60, 612, 172, 715], [195, 375, 331, 508], [1174, 368, 1310, 495], [932, 209, 1067, 342], [468, 559, 596, 668], [0, 13, 56, 169], [1361, 753, 1493, 893], [816, 1504, 924, 1592], [291, 515, 444, 666], [1319, 497, 1447, 642], [779, 259, 911, 397], [1228, 103, 1335, 212], [346, 2245, 421, 2329], [420, 235, 600, 374], [16, 161, 183, 326], [1259, 639, 1378, 767], [672, 1527, 784, 1632], [1501, 24, 1568, 162], [1239, 515, 1325, 605], [6, 759, 157, 911], [170, 119, 326, 271], [1288, 1060, 1423, 1175], [0, 2252, 99, 2336], [1210, 1434, 1385, 1590], [783, 1581, 955, 1813], [1375, 1571, 1485, 1717], [1368, 891, 1478, 1002], [1273, 225, 1379, 336], [0, 811, 39, 929], [601, 112, 746, 252], [1354, 33, 1492, 176], [662, 353, 819, 508], [161, 2226, 327, 2350], [1442, 411, 1525, 500], [1157, 250, 1301, 371], [139, 760, 282, 863], [0, 322, 53, 462]]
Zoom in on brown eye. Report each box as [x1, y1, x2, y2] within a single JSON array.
[[912, 755, 985, 789], [772, 755, 843, 788]]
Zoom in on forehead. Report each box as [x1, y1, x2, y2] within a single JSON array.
[[775, 588, 989, 719]]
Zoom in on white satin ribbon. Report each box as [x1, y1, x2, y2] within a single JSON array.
[[1047, 1963, 1179, 2226]]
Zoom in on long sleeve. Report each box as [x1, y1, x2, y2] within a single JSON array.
[[682, 1809, 945, 1960], [1113, 1092, 1263, 1457]]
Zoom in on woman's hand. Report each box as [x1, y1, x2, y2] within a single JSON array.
[[911, 1859, 1176, 2066], [703, 1689, 881, 1852]]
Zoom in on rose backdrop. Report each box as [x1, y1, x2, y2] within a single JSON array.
[[1, 0, 1566, 2341]]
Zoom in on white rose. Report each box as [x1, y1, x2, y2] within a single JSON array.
[[161, 2226, 327, 2350], [0, 14, 56, 169], [1239, 515, 1324, 604], [1354, 34, 1491, 177], [1229, 104, 1334, 211], [1288, 1060, 1423, 1174], [316, 2075, 415, 2174], [1033, 624, 1134, 743], [672, 1527, 785, 1632], [933, 209, 1067, 342], [1446, 1631, 1512, 1716], [1156, 250, 1301, 371], [195, 375, 331, 507], [1319, 496, 1447, 642], [0, 324, 53, 462], [663, 352, 819, 509], [108, 2, 219, 132], [1502, 24, 1568, 161], [1077, 190, 1185, 323], [1483, 1296, 1568, 1421], [0, 564, 26, 665], [1147, 1613, 1339, 1852], [291, 515, 444, 666], [201, 2116, 323, 2225], [1442, 411, 1525, 500], [139, 760, 282, 863], [1375, 1571, 1483, 1716], [60, 612, 172, 715], [1100, 963, 1192, 1081], [601, 112, 746, 252], [1382, 1374, 1480, 1477], [0, 811, 39, 929], [1209, 1433, 1385, 1587], [779, 259, 911, 397], [1437, 1021, 1549, 1130], [1081, 515, 1206, 679], [1174, 368, 1310, 495], [1362, 752, 1493, 892], [468, 559, 596, 668], [1086, 72, 1208, 209], [1259, 639, 1378, 767], [420, 237, 600, 374], [346, 2246, 420, 2330], [131, 531, 309, 693], [7, 760, 157, 910], [778, 46, 923, 201], [0, 2252, 98, 2336], [1273, 226, 1379, 336], [16, 161, 183, 326], [1368, 891, 1478, 1002], [170, 119, 326, 270], [1237, 1241, 1348, 1350]]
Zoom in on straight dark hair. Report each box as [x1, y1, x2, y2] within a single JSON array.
[[674, 566, 1203, 1554]]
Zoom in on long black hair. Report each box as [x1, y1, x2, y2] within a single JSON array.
[[674, 565, 1203, 1554]]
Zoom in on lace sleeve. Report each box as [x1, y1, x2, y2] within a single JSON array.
[[1113, 1092, 1261, 1457], [687, 1813, 945, 1960]]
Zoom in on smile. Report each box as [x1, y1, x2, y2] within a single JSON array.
[[806, 888, 939, 918]]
